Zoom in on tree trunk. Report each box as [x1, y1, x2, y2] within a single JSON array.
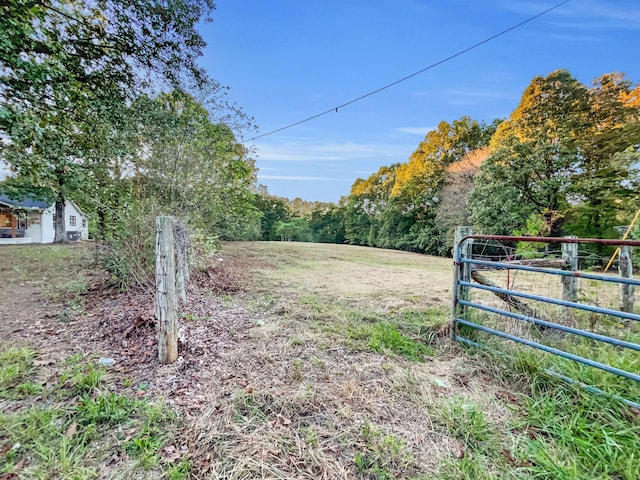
[[97, 206, 107, 240], [54, 195, 67, 243], [471, 270, 538, 319]]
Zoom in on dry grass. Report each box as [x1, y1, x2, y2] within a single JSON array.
[[3, 241, 635, 478], [184, 242, 516, 479], [189, 325, 514, 479], [224, 241, 453, 308], [466, 265, 638, 343]]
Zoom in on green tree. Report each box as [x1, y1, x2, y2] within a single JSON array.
[[341, 117, 495, 253], [308, 205, 346, 244], [566, 73, 640, 242], [342, 194, 374, 246], [253, 190, 291, 241], [275, 218, 312, 242], [130, 91, 259, 240], [388, 117, 496, 253], [343, 165, 399, 246], [470, 70, 590, 236], [1, 0, 215, 242]]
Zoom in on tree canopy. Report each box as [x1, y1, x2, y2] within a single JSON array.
[[1, 0, 217, 242], [3, 10, 638, 268], [1, 0, 263, 286]]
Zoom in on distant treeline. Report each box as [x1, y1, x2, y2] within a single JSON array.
[[253, 70, 640, 259]]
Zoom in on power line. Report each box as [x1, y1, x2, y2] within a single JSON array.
[[247, 0, 571, 142]]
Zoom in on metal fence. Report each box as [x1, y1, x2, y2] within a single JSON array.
[[451, 232, 640, 407]]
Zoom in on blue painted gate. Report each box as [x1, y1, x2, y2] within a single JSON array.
[[451, 234, 640, 407]]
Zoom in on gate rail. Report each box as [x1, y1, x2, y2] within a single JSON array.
[[451, 234, 640, 407]]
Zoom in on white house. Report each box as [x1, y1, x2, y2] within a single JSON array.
[[0, 194, 89, 244]]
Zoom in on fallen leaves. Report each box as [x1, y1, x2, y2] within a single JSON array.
[[64, 422, 78, 439], [160, 444, 183, 463]]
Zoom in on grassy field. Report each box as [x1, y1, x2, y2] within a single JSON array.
[[195, 241, 640, 479], [1, 241, 638, 479]]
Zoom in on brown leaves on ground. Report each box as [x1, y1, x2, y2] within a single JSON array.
[[0, 244, 256, 420], [194, 255, 253, 293]]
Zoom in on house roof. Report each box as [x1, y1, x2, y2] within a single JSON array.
[[0, 194, 50, 210], [67, 200, 88, 218]]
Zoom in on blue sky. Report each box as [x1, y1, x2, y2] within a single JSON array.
[[199, 0, 640, 203]]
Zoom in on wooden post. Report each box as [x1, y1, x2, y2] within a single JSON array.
[[619, 245, 635, 314], [156, 216, 178, 364], [561, 237, 578, 302], [10, 214, 16, 238], [174, 221, 188, 305]]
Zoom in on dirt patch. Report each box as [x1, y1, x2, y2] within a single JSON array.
[[0, 243, 260, 419]]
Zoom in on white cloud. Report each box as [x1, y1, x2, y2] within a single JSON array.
[[446, 88, 517, 100], [543, 33, 605, 42], [502, 0, 640, 30], [441, 87, 518, 106], [410, 87, 517, 104], [253, 140, 412, 163], [394, 127, 435, 135]]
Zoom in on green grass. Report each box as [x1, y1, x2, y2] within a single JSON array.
[[354, 422, 414, 479], [516, 384, 640, 480], [447, 341, 640, 480], [288, 292, 443, 361], [4, 244, 81, 261], [218, 241, 640, 479], [447, 303, 640, 480], [367, 322, 434, 361], [0, 345, 186, 479], [0, 347, 37, 394], [76, 392, 137, 424], [55, 354, 108, 396], [456, 308, 640, 400], [433, 396, 496, 452], [437, 455, 501, 480], [1, 244, 91, 286]]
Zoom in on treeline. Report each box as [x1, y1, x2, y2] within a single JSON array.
[[253, 70, 640, 257], [1, 1, 259, 287]]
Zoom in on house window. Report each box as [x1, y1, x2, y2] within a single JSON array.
[[82, 218, 87, 228], [17, 213, 28, 229], [70, 215, 76, 227]]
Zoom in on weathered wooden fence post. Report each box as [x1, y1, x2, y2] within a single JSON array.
[[156, 216, 178, 364], [561, 237, 578, 302], [174, 221, 189, 306], [619, 245, 635, 314]]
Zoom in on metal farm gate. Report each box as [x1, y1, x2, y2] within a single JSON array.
[[451, 230, 640, 407]]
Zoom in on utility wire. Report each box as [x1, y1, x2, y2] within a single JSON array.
[[247, 0, 571, 142]]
